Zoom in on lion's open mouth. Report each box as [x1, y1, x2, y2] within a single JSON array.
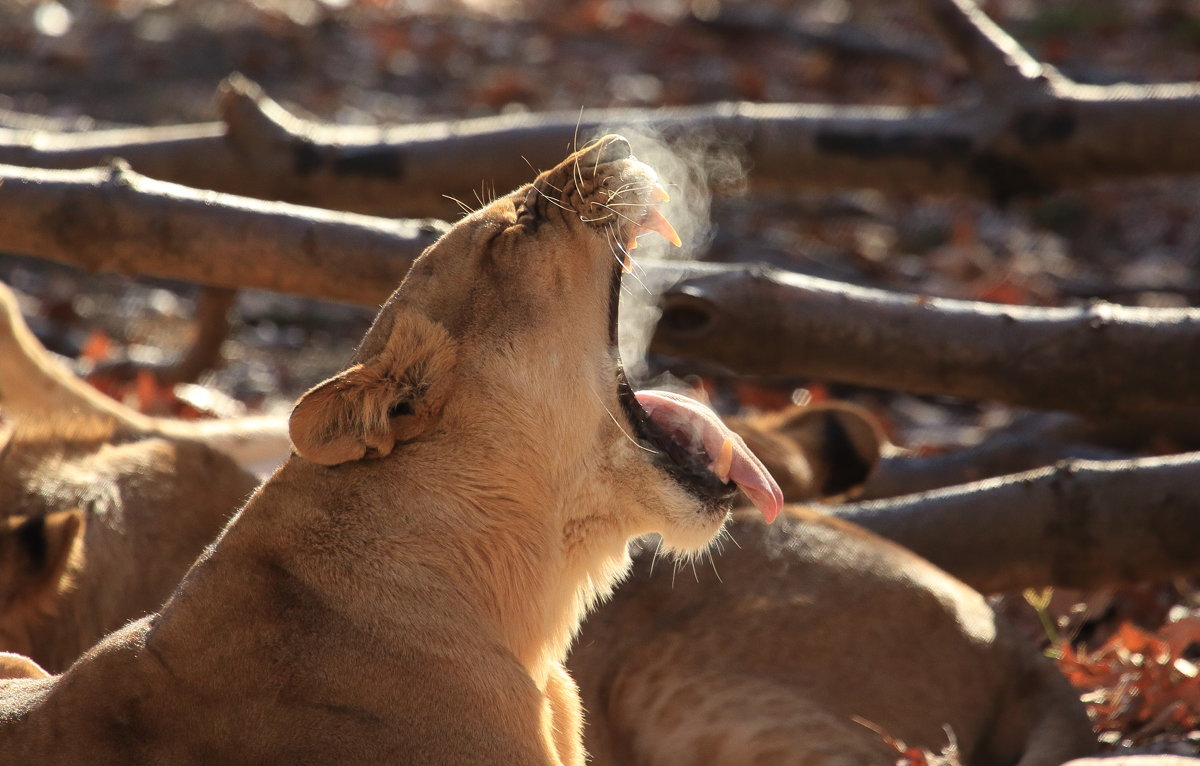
[[585, 136, 783, 523], [616, 377, 783, 523]]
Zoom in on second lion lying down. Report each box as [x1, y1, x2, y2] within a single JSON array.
[[0, 135, 781, 765]]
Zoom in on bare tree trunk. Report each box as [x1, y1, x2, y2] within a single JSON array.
[[827, 453, 1200, 593], [649, 264, 1200, 416]]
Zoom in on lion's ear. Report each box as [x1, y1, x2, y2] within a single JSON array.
[[289, 364, 396, 466], [1, 509, 84, 609], [776, 404, 883, 497], [289, 312, 456, 467]]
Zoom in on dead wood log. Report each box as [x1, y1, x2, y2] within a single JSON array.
[[6, 0, 1200, 215], [0, 161, 448, 305], [650, 264, 1200, 416], [826, 453, 1200, 593], [685, 5, 934, 64], [863, 437, 1129, 500], [1062, 758, 1200, 766], [4, 161, 1199, 416], [87, 286, 237, 387], [164, 286, 237, 385]]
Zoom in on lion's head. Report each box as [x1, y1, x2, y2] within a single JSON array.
[[289, 135, 781, 560]]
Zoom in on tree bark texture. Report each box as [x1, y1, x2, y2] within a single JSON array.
[[863, 437, 1129, 501], [650, 264, 1200, 416], [5, 160, 1199, 417], [0, 161, 448, 305], [828, 453, 1200, 593]]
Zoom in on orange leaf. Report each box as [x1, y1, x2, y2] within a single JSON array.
[[970, 277, 1029, 306], [135, 369, 160, 413], [79, 329, 111, 363]]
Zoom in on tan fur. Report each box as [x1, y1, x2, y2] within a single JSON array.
[[0, 651, 47, 679], [0, 509, 85, 634], [0, 420, 260, 672], [571, 508, 1095, 766], [0, 136, 733, 764], [0, 281, 293, 476], [724, 401, 884, 502], [569, 405, 1095, 766], [0, 283, 145, 428]]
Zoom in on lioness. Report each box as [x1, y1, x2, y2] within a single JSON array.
[[0, 280, 293, 477], [0, 416, 261, 672], [0, 135, 781, 765], [723, 401, 883, 501], [570, 404, 1095, 766], [570, 507, 1096, 766], [0, 284, 853, 676]]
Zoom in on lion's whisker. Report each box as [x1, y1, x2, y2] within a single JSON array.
[[591, 202, 644, 230], [587, 378, 657, 456], [603, 227, 650, 294], [520, 155, 542, 178], [707, 531, 727, 583], [648, 536, 664, 579], [528, 182, 573, 213], [571, 106, 584, 157], [610, 232, 650, 283], [442, 195, 474, 217], [609, 181, 657, 198], [530, 167, 567, 197]]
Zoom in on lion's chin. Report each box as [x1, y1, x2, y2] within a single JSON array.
[[653, 507, 731, 557]]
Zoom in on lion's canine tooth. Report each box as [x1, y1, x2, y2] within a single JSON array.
[[710, 438, 734, 482], [643, 207, 682, 248], [651, 185, 670, 203]]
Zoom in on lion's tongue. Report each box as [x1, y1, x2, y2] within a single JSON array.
[[634, 390, 784, 523]]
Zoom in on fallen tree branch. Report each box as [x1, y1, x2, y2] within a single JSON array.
[[0, 161, 447, 305], [649, 264, 1200, 415], [167, 286, 237, 385], [917, 0, 1052, 90], [862, 437, 1129, 500], [5, 161, 1199, 416], [87, 286, 237, 387], [827, 453, 1200, 593], [5, 51, 1200, 217]]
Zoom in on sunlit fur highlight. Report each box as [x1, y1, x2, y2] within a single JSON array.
[[0, 136, 732, 765]]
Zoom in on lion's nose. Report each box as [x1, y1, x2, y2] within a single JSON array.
[[587, 134, 632, 165]]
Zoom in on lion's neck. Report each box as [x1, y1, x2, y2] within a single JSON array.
[[449, 495, 631, 688], [237, 456, 631, 692]]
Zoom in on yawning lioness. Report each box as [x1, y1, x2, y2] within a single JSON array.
[[0, 135, 781, 765]]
